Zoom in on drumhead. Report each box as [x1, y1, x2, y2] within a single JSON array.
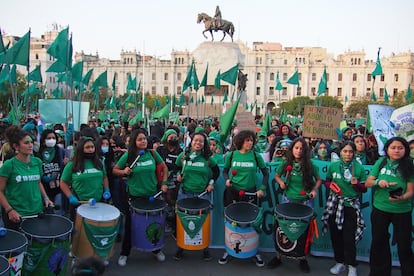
[[177, 198, 210, 212], [0, 229, 28, 254], [275, 203, 314, 220], [225, 202, 259, 224], [77, 202, 120, 221], [20, 214, 73, 239], [0, 256, 10, 275], [130, 198, 167, 212]]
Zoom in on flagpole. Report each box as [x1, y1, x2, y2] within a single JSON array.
[[141, 42, 145, 120]]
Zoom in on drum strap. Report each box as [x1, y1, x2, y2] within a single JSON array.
[[176, 210, 208, 239], [82, 218, 120, 258]]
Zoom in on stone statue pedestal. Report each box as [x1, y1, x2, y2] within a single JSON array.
[[192, 42, 245, 85]]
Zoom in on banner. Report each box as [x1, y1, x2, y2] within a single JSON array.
[[303, 105, 342, 140], [210, 160, 413, 266], [368, 104, 396, 155], [390, 103, 414, 142], [38, 99, 90, 131]]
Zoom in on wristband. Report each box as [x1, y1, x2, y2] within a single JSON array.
[[374, 179, 380, 186], [209, 179, 214, 186], [162, 180, 168, 185], [6, 208, 13, 214]]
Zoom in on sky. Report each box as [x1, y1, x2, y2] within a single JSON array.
[[2, 0, 414, 61]]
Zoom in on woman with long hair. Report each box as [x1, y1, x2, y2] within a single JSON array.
[[174, 132, 219, 261], [218, 130, 269, 267], [365, 137, 414, 276], [113, 128, 168, 266], [0, 126, 53, 230], [321, 141, 367, 276], [270, 137, 322, 273]]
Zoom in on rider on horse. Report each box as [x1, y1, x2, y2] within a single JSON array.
[[214, 6, 222, 31]]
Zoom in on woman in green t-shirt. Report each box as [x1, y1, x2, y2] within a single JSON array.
[[321, 141, 367, 276], [174, 132, 219, 261], [219, 130, 269, 267], [113, 128, 168, 267], [0, 126, 53, 230], [270, 137, 322, 273], [60, 137, 110, 218], [365, 137, 414, 276]]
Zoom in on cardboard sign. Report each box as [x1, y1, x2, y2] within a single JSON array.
[[236, 111, 256, 132], [302, 105, 342, 139]]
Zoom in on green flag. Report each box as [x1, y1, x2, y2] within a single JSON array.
[[27, 64, 42, 82], [371, 91, 377, 102], [155, 99, 161, 108], [9, 65, 17, 85], [280, 109, 288, 123], [190, 61, 200, 91], [214, 70, 221, 89], [262, 112, 271, 135], [72, 61, 84, 84], [245, 102, 249, 110], [275, 71, 283, 90], [200, 64, 208, 87], [152, 104, 170, 119], [91, 70, 108, 94], [317, 67, 327, 96], [0, 66, 9, 84], [183, 60, 194, 92], [210, 94, 214, 105], [0, 30, 30, 66], [220, 64, 239, 85], [126, 73, 136, 92], [405, 84, 411, 101], [222, 92, 228, 106], [179, 94, 185, 105], [51, 87, 62, 99], [22, 83, 41, 96], [345, 95, 349, 104], [201, 95, 205, 103], [47, 27, 69, 63], [189, 96, 194, 104], [0, 65, 17, 85], [125, 94, 134, 103], [230, 91, 235, 103], [384, 87, 389, 103], [371, 48, 383, 79], [82, 69, 93, 86], [220, 96, 240, 144], [287, 69, 299, 86]]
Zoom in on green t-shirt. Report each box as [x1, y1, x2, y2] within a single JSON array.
[[176, 151, 217, 193], [327, 161, 367, 206], [224, 150, 266, 192], [61, 160, 106, 201], [0, 156, 44, 216], [117, 150, 163, 197], [276, 160, 320, 201], [369, 157, 414, 213]]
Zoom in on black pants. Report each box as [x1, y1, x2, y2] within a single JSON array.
[[223, 186, 257, 207], [369, 207, 414, 276], [328, 206, 357, 266]]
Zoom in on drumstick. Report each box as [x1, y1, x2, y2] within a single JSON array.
[[149, 191, 163, 201], [198, 190, 208, 198], [79, 198, 97, 206], [239, 190, 256, 197], [285, 165, 293, 186], [129, 150, 145, 169]]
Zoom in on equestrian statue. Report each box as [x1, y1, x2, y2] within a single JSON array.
[[197, 6, 235, 42]]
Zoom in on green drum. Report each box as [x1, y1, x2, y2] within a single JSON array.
[[20, 214, 73, 276]]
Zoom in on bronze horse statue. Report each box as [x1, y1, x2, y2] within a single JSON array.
[[197, 13, 235, 42]]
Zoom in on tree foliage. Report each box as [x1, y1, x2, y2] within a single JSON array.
[[346, 100, 370, 117]]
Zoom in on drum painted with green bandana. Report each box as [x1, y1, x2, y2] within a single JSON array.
[[20, 214, 72, 276]]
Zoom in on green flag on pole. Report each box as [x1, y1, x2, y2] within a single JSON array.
[[91, 70, 108, 94], [287, 69, 300, 86], [214, 70, 221, 89], [405, 84, 411, 101], [384, 87, 389, 103], [27, 64, 42, 83], [0, 30, 30, 66], [222, 92, 228, 106], [220, 95, 240, 144], [317, 67, 327, 96], [71, 61, 84, 84], [371, 91, 377, 102], [220, 64, 239, 85], [275, 71, 283, 90], [200, 64, 208, 87], [372, 48, 383, 79]]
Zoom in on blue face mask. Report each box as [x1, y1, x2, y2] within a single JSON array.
[[101, 146, 109, 153]]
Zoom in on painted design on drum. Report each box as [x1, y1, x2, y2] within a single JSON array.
[[145, 222, 163, 245], [224, 221, 259, 258], [47, 245, 67, 275], [8, 253, 24, 276], [275, 226, 297, 253]]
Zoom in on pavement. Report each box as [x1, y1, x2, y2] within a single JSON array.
[[85, 233, 401, 276]]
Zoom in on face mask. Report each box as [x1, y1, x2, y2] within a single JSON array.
[[318, 149, 327, 158], [84, 152, 95, 159], [101, 146, 109, 153], [168, 138, 179, 147], [45, 138, 56, 148], [410, 149, 414, 159]]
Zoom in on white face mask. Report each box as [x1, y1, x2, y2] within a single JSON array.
[[45, 138, 56, 148]]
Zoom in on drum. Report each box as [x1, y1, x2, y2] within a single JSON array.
[[0, 229, 27, 276], [20, 214, 72, 276], [273, 202, 314, 259], [130, 198, 167, 251], [224, 202, 259, 259], [72, 203, 120, 260], [0, 256, 10, 276], [176, 198, 211, 250]]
